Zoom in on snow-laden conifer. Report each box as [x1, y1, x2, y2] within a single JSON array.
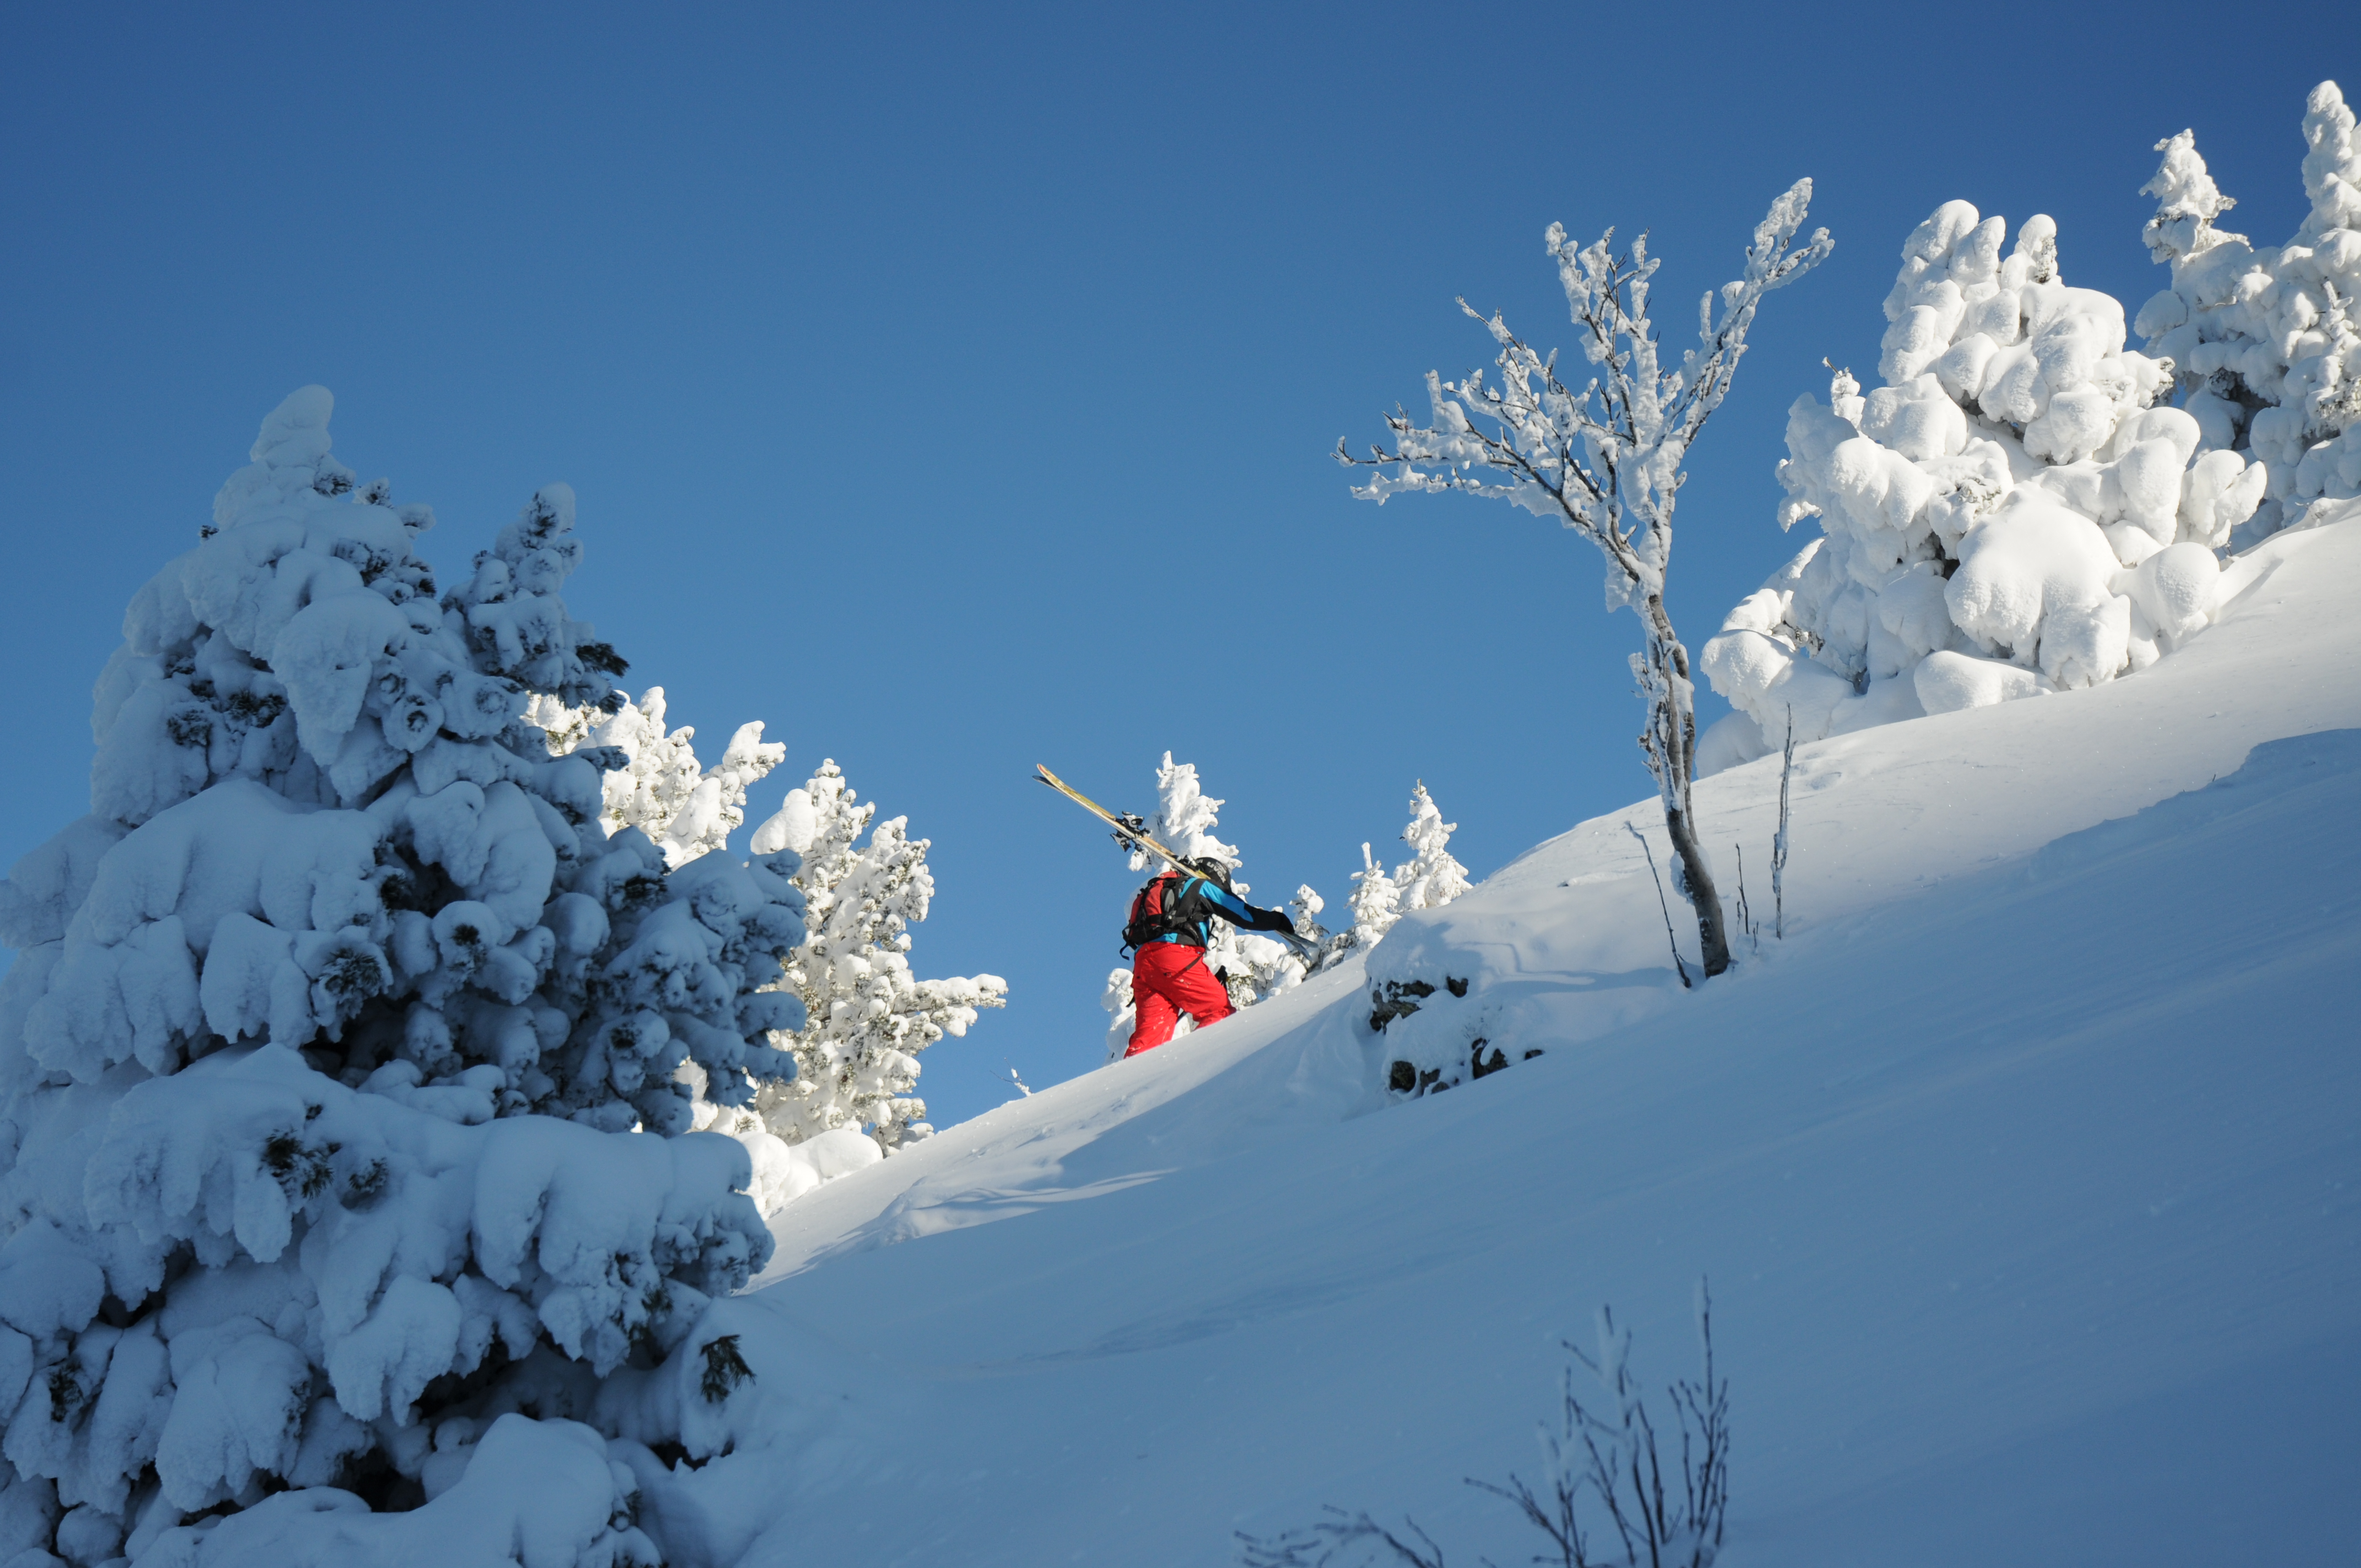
[[1100, 967, 1139, 1065], [2135, 80, 2361, 540], [1341, 186, 1833, 978], [0, 389, 806, 1562], [1346, 845, 1401, 952], [746, 761, 1006, 1153], [1393, 783, 1472, 915], [1285, 886, 1334, 969], [1342, 783, 1471, 954], [1699, 189, 2272, 764]]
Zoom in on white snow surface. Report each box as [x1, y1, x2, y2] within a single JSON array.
[[629, 519, 2359, 1566]]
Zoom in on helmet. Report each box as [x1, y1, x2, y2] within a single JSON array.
[[1184, 856, 1234, 889]]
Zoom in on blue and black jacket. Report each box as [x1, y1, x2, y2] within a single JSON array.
[[1126, 870, 1297, 951]]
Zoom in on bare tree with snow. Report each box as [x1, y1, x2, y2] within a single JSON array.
[[1340, 187, 1833, 978]]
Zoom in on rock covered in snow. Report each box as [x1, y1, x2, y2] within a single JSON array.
[[1701, 195, 2264, 761], [2136, 80, 2361, 541], [0, 388, 808, 1562]]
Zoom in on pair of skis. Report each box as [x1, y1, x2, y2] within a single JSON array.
[[1035, 764, 1322, 965], [1033, 764, 1200, 872]]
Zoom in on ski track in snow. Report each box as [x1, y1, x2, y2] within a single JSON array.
[[647, 524, 2361, 1567]]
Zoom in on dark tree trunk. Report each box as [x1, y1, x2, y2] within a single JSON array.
[[1642, 595, 1732, 978]]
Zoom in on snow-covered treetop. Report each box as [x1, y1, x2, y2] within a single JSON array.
[[1339, 184, 1831, 611], [748, 761, 1005, 1151], [9, 380, 807, 1128], [2141, 129, 2244, 265], [1344, 783, 1472, 952], [1394, 783, 1472, 913], [1347, 843, 1401, 950], [530, 685, 784, 867], [2299, 80, 2361, 243], [1129, 753, 1241, 880], [2136, 80, 2360, 533]]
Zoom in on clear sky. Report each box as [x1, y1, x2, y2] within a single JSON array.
[[1, 1, 2347, 1127]]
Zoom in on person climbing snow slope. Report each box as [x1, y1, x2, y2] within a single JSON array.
[[1122, 858, 1304, 1057]]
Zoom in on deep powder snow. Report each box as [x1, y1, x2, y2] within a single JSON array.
[[612, 515, 2361, 1565]]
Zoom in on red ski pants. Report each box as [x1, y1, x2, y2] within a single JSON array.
[[1126, 942, 1233, 1056]]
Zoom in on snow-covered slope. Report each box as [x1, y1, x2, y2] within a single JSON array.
[[641, 521, 2361, 1567]]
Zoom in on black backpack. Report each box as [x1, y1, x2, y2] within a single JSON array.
[[1122, 872, 1199, 954]]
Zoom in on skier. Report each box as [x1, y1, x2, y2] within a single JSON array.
[[1122, 857, 1305, 1057]]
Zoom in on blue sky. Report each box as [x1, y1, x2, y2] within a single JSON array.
[[1, 1, 2346, 1126]]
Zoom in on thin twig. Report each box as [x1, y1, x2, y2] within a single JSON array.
[[1626, 823, 1691, 989], [1772, 707, 1794, 940], [1733, 841, 1755, 952]]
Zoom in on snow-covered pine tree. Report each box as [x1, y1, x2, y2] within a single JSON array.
[[1340, 783, 1471, 955], [1341, 186, 1834, 978], [1697, 184, 2272, 766], [1101, 967, 1139, 1065], [524, 687, 833, 1208], [745, 761, 1006, 1153], [2135, 79, 2360, 541], [0, 388, 807, 1564], [1392, 783, 1472, 916], [1346, 843, 1402, 952], [1286, 886, 1334, 967]]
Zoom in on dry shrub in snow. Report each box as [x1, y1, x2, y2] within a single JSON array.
[[1238, 1283, 1731, 1568], [0, 388, 808, 1564]]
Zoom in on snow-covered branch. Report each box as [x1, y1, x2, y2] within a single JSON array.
[[1339, 183, 1830, 612]]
